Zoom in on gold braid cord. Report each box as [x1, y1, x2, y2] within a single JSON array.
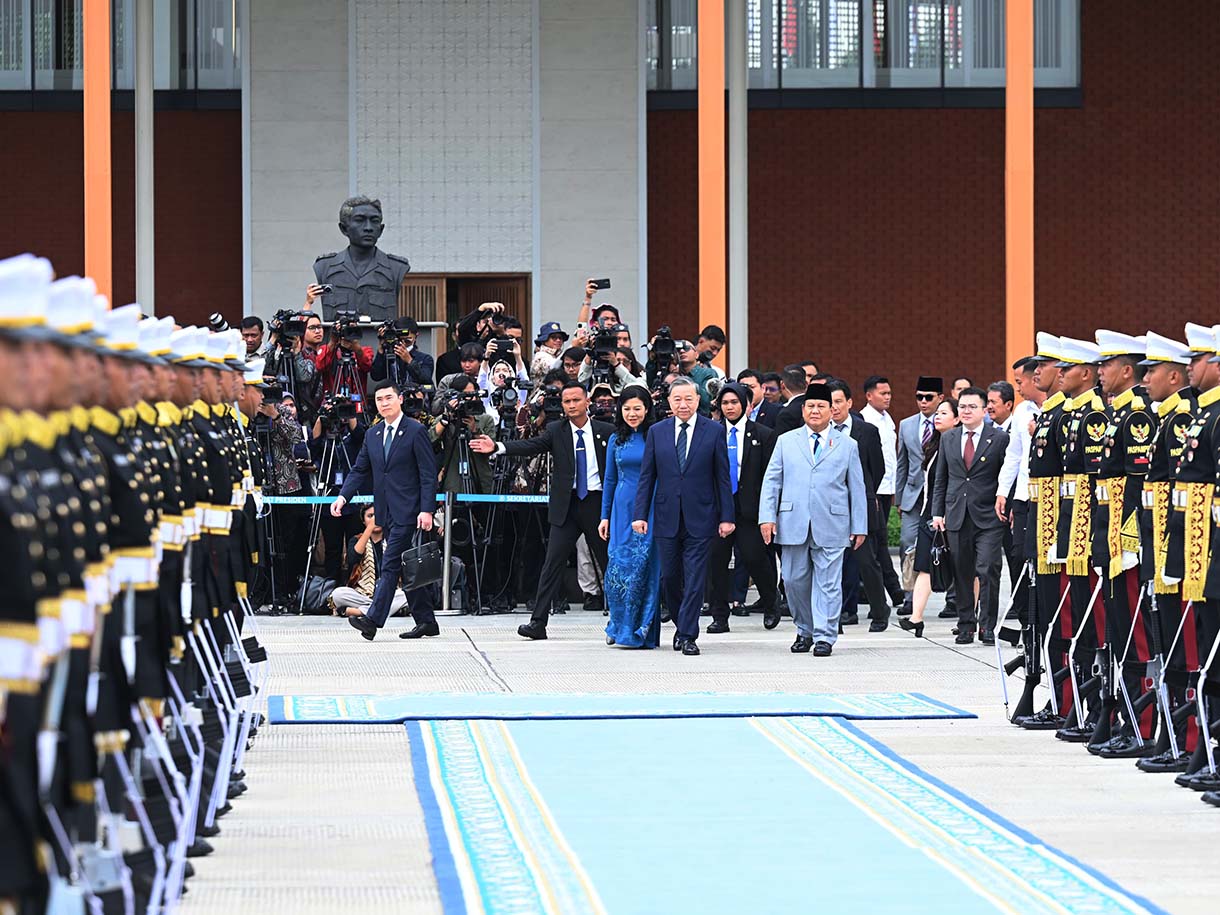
[[1036, 477, 1062, 574], [1066, 474, 1092, 577], [1106, 477, 1128, 579], [1179, 481, 1212, 602], [1147, 482, 1175, 593]]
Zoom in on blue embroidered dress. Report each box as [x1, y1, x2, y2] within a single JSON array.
[[601, 431, 661, 648]]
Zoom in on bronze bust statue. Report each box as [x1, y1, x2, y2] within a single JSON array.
[[313, 195, 411, 322]]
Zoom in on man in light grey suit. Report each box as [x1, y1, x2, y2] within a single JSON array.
[[760, 383, 869, 656], [894, 376, 945, 611], [931, 386, 1010, 645]]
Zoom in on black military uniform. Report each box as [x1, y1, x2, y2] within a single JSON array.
[[313, 247, 410, 322], [1087, 384, 1154, 753]]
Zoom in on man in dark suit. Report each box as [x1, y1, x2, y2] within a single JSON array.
[[706, 384, 779, 632], [827, 380, 893, 631], [632, 377, 735, 655], [471, 382, 613, 640], [931, 386, 1010, 645], [331, 379, 438, 640], [737, 369, 780, 429], [774, 365, 813, 435]]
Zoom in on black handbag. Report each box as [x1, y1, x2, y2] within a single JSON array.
[[400, 530, 445, 592], [929, 529, 954, 593]]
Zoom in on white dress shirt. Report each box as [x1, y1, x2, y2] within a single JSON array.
[[570, 419, 602, 492], [997, 399, 1038, 502], [382, 416, 401, 448], [860, 404, 897, 496], [674, 417, 695, 464]]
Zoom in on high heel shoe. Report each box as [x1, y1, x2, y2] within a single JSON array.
[[898, 617, 924, 638]]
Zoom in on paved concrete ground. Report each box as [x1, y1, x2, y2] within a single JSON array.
[[182, 597, 1217, 915]]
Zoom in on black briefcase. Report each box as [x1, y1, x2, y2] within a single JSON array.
[[400, 531, 445, 592], [929, 530, 954, 593]]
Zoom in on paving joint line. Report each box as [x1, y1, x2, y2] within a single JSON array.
[[461, 628, 514, 693]]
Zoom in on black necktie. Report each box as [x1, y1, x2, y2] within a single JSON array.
[[677, 422, 690, 473]]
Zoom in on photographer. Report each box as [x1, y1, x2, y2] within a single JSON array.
[[241, 315, 268, 358], [695, 324, 727, 379], [569, 325, 645, 395], [316, 312, 375, 396], [372, 315, 434, 387], [330, 505, 410, 619], [430, 374, 496, 495], [477, 337, 529, 409], [264, 309, 320, 402], [575, 278, 622, 331], [437, 302, 503, 378], [310, 394, 368, 582], [254, 385, 308, 595]]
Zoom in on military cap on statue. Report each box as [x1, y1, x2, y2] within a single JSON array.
[[915, 376, 944, 393], [1054, 336, 1102, 368], [1184, 322, 1215, 356], [1095, 330, 1146, 360], [1030, 331, 1063, 363], [1139, 332, 1191, 367], [0, 252, 57, 341], [805, 382, 832, 403]]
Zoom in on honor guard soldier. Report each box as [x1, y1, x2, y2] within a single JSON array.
[[1162, 323, 1220, 793], [1051, 336, 1107, 742], [1087, 331, 1154, 756], [1014, 332, 1072, 727], [1135, 331, 1198, 773]]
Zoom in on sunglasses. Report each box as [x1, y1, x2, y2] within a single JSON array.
[[915, 393, 938, 402]]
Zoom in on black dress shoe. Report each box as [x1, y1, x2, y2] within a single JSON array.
[[551, 600, 568, 614], [841, 612, 859, 626], [897, 603, 913, 617], [582, 593, 604, 612], [791, 635, 813, 653], [813, 641, 833, 657], [868, 620, 889, 633], [1203, 791, 1220, 807], [1185, 771, 1220, 792], [186, 839, 213, 858], [1137, 750, 1191, 773], [731, 603, 750, 617], [399, 622, 440, 639], [706, 620, 730, 634], [763, 610, 781, 630], [673, 632, 684, 651], [980, 632, 996, 646], [348, 614, 376, 641], [938, 607, 957, 619], [954, 631, 975, 645], [898, 617, 924, 638], [660, 609, 672, 623], [517, 622, 547, 640], [197, 822, 220, 838], [681, 640, 701, 656]]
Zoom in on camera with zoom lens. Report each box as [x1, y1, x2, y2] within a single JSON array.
[[261, 376, 287, 405], [650, 325, 676, 359], [317, 394, 358, 427], [651, 381, 672, 420], [400, 384, 426, 418], [584, 324, 619, 363], [491, 380, 533, 414], [446, 390, 486, 422], [269, 308, 307, 340], [333, 309, 363, 342]]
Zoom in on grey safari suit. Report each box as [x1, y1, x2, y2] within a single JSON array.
[[314, 247, 411, 322], [759, 425, 868, 645]]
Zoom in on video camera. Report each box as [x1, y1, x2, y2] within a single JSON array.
[[651, 380, 672, 420], [446, 389, 486, 422], [650, 325, 676, 360], [333, 308, 363, 342], [491, 380, 533, 414], [317, 393, 358, 426], [400, 383, 426, 419], [269, 308, 307, 340], [261, 376, 287, 405]]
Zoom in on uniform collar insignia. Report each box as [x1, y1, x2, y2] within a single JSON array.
[[135, 401, 158, 425], [1197, 386, 1220, 409], [1157, 392, 1181, 418], [1111, 388, 1136, 410], [191, 399, 212, 419], [1042, 391, 1066, 410], [89, 406, 121, 436]]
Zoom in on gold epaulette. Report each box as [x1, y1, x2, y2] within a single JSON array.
[[1042, 391, 1066, 411], [239, 411, 250, 428], [0, 408, 20, 448], [1176, 399, 1194, 414], [1198, 387, 1220, 410], [118, 407, 138, 428], [213, 402, 229, 418], [48, 410, 71, 437], [135, 401, 157, 425], [20, 410, 56, 450], [191, 399, 212, 419], [1131, 395, 1146, 411], [156, 401, 182, 426], [69, 404, 90, 432], [1158, 393, 1182, 418], [1112, 388, 1136, 411], [90, 406, 121, 437]]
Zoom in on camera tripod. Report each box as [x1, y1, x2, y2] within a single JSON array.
[[297, 421, 358, 614], [251, 417, 291, 615], [329, 346, 368, 420]]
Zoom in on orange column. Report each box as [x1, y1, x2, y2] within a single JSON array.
[[83, 0, 112, 302], [697, 0, 725, 361], [1005, 0, 1034, 374]]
